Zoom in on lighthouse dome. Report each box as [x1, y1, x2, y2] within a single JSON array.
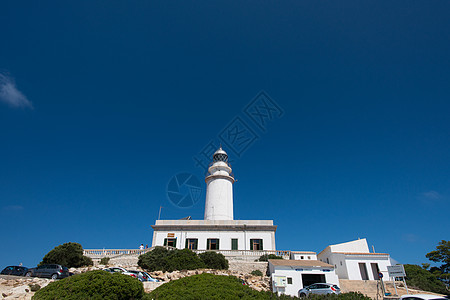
[[213, 147, 228, 163]]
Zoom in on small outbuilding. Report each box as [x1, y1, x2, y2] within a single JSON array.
[[268, 259, 339, 297]]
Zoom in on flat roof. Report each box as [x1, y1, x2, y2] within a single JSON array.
[[335, 252, 389, 256], [269, 259, 334, 268], [152, 219, 277, 231]]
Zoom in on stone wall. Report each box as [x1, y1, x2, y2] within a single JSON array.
[[228, 261, 268, 275]]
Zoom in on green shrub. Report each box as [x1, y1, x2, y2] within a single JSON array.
[[138, 246, 170, 271], [40, 242, 93, 268], [32, 270, 145, 300], [251, 270, 263, 276], [404, 264, 449, 295], [149, 273, 276, 299], [138, 247, 205, 272], [165, 249, 205, 272], [100, 257, 110, 265], [258, 254, 283, 262], [29, 284, 41, 292], [198, 251, 229, 270]]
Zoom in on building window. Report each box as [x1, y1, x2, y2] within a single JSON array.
[[250, 239, 263, 250], [185, 239, 198, 250], [207, 239, 220, 250], [231, 239, 238, 250], [340, 261, 342, 266], [287, 277, 293, 284], [164, 238, 176, 247], [327, 258, 329, 264], [308, 256, 311, 259], [301, 256, 304, 259]]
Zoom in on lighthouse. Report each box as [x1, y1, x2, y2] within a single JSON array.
[[204, 147, 235, 220]]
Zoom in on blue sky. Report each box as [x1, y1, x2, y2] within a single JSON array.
[[1, 1, 449, 268]]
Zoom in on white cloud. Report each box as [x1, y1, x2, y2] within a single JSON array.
[[0, 72, 33, 109], [422, 191, 442, 200]]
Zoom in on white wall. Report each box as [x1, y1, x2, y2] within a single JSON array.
[[152, 230, 276, 250], [270, 265, 339, 297], [329, 239, 370, 253], [291, 253, 317, 260], [318, 250, 391, 280]]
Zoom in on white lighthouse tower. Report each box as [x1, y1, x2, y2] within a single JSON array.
[[204, 147, 235, 220]]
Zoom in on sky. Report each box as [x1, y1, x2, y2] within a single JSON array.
[[1, 1, 449, 269]]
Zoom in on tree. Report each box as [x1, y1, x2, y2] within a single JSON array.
[[426, 240, 450, 280], [404, 264, 448, 295], [40, 242, 93, 268]]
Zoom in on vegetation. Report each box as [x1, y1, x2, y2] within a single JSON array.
[[138, 247, 229, 272], [258, 254, 283, 262], [149, 273, 285, 299], [148, 273, 370, 300], [32, 270, 145, 300], [40, 242, 93, 268], [426, 240, 450, 282], [198, 251, 229, 270], [251, 270, 264, 276], [404, 264, 448, 295], [100, 257, 110, 265]]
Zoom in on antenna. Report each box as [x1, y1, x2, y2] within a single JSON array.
[[158, 206, 163, 220]]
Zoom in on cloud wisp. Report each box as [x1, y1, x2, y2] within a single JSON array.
[[2, 205, 24, 211], [0, 72, 33, 109], [422, 190, 442, 200]]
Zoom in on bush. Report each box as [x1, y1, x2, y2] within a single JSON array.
[[29, 284, 41, 292], [40, 242, 93, 268], [32, 270, 145, 300], [258, 254, 283, 262], [198, 251, 229, 270], [165, 249, 205, 272], [404, 264, 449, 295], [149, 273, 278, 299], [138, 247, 205, 272], [100, 257, 110, 265], [251, 270, 263, 276]]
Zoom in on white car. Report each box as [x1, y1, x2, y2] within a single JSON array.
[[102, 267, 139, 280], [400, 294, 447, 300]]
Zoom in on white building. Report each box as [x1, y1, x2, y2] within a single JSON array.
[[269, 259, 339, 297], [151, 147, 277, 252], [317, 238, 392, 280]]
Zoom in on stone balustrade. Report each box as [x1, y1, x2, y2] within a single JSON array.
[[84, 247, 291, 260]]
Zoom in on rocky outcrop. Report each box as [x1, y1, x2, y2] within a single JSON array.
[[0, 277, 52, 300]]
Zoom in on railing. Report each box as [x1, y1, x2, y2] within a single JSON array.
[[84, 246, 177, 257], [84, 248, 291, 259]]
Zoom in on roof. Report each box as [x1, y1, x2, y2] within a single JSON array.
[[268, 259, 334, 268], [334, 252, 389, 256], [291, 251, 316, 254]]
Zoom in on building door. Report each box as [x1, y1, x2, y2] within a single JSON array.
[[250, 239, 263, 250], [359, 263, 369, 280], [185, 239, 198, 250], [164, 238, 177, 247], [231, 239, 238, 250], [371, 263, 379, 280], [301, 274, 326, 288]]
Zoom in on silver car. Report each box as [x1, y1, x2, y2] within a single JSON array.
[[298, 283, 341, 297]]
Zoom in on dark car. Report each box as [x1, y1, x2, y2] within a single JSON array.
[[1, 266, 29, 276], [26, 264, 70, 280]]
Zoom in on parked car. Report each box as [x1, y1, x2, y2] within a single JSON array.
[[1, 266, 29, 276], [400, 294, 448, 300], [103, 267, 128, 274], [298, 283, 341, 297], [26, 264, 70, 280], [141, 271, 160, 282], [126, 270, 148, 282], [102, 267, 140, 280]]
